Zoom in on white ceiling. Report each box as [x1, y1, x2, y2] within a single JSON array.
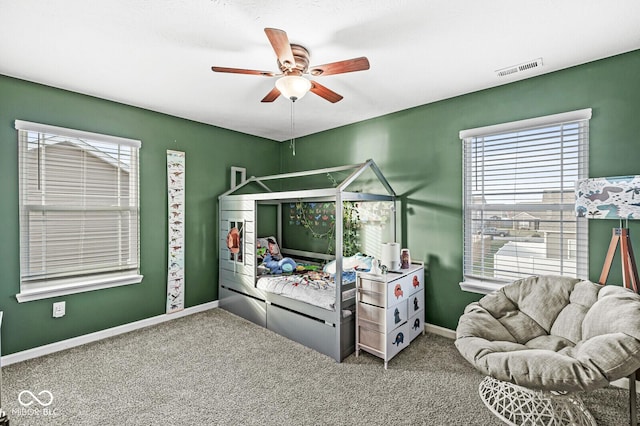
[[1, 1, 639, 142]]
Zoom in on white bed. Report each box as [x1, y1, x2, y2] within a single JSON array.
[[218, 160, 397, 361]]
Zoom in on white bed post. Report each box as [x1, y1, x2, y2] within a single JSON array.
[[334, 191, 344, 361], [276, 203, 283, 248]]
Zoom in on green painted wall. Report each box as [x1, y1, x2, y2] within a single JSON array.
[[1, 49, 638, 355], [0, 75, 279, 355], [280, 49, 640, 330]]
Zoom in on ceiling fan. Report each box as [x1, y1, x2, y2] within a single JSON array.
[[211, 28, 370, 103]]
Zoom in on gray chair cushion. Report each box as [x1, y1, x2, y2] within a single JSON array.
[[455, 275, 640, 392]]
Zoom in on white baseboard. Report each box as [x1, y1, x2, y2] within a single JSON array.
[[425, 323, 456, 339], [1, 301, 219, 366]]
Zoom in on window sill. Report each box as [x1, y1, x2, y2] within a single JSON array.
[[16, 274, 144, 303], [459, 279, 505, 295]]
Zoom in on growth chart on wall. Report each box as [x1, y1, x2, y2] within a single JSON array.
[[167, 150, 185, 313]]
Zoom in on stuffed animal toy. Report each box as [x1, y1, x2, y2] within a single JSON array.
[[263, 253, 297, 274]]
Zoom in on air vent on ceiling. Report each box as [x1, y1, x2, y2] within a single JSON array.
[[496, 58, 543, 78]]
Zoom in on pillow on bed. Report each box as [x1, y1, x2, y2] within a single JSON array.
[[323, 253, 372, 275], [257, 236, 282, 261]]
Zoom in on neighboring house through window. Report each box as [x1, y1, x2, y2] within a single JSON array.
[[459, 109, 591, 294], [15, 120, 142, 302]]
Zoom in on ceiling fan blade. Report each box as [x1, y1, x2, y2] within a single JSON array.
[[261, 86, 281, 103], [309, 57, 370, 76], [211, 66, 275, 77], [309, 81, 343, 103], [264, 28, 296, 70]]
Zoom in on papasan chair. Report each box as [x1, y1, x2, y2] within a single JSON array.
[[455, 275, 640, 426]]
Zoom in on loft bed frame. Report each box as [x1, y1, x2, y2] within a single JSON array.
[[217, 159, 397, 362]]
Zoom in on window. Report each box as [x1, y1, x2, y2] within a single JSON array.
[[459, 109, 591, 294], [227, 220, 245, 263], [15, 120, 142, 302]]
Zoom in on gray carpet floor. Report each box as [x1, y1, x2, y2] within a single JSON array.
[[1, 308, 635, 425]]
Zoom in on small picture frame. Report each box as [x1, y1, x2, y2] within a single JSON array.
[[230, 166, 246, 189]]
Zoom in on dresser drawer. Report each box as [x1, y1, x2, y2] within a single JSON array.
[[358, 322, 410, 359], [406, 268, 424, 296], [358, 301, 408, 333], [408, 309, 425, 342], [408, 289, 424, 316], [387, 322, 411, 359], [388, 269, 424, 303], [357, 267, 424, 307], [358, 278, 386, 306], [358, 276, 410, 307], [387, 273, 412, 305]]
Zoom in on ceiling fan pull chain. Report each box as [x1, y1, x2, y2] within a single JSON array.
[[290, 100, 296, 156]]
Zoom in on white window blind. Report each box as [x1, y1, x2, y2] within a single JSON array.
[[15, 120, 142, 302], [459, 109, 590, 293]]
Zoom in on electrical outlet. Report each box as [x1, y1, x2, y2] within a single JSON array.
[[53, 301, 65, 318]]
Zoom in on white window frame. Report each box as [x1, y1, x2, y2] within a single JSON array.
[[227, 219, 245, 265], [15, 120, 143, 302], [459, 109, 591, 294]]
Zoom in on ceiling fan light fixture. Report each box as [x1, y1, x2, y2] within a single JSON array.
[[276, 75, 312, 101]]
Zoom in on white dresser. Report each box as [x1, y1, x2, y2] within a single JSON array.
[[355, 263, 425, 368]]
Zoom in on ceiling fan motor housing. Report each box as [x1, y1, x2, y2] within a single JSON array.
[[279, 44, 310, 75]]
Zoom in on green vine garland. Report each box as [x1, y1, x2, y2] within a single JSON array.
[[295, 200, 360, 256], [295, 173, 361, 256]]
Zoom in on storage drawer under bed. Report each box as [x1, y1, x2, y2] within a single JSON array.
[[219, 286, 267, 327], [267, 303, 355, 361]]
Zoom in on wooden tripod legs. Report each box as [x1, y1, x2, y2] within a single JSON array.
[[598, 228, 639, 293]]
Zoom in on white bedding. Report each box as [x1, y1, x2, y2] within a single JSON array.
[[256, 272, 355, 311]]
